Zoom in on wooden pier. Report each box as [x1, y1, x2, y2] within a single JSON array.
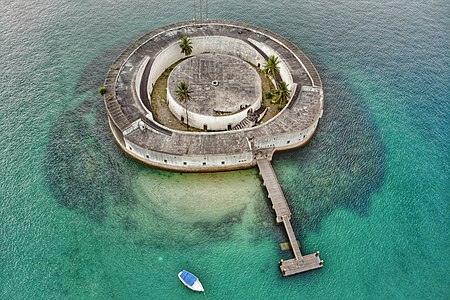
[[257, 158, 323, 276]]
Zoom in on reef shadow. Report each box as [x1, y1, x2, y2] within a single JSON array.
[[273, 66, 387, 234]]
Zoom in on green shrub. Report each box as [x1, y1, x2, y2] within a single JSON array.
[[99, 87, 107, 95], [265, 91, 273, 99]]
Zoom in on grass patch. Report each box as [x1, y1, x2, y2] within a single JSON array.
[[150, 59, 204, 132], [257, 69, 285, 123]]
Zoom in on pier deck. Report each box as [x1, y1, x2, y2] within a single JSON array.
[[257, 158, 323, 276], [257, 158, 291, 223], [282, 216, 302, 260]]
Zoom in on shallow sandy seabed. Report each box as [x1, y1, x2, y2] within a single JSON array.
[[133, 169, 265, 224]]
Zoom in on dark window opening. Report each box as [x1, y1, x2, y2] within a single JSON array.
[[221, 161, 225, 165], [164, 159, 167, 163], [287, 140, 290, 144], [183, 162, 187, 165], [227, 124, 232, 130], [203, 124, 208, 131], [202, 162, 206, 166], [181, 116, 184, 122]]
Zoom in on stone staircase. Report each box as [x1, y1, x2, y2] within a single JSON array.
[[231, 117, 254, 130], [231, 105, 268, 130]]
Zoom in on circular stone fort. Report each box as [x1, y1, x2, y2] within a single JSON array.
[[104, 20, 323, 172]]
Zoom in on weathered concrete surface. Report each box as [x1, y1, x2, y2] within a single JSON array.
[[168, 53, 261, 115], [167, 54, 262, 131]]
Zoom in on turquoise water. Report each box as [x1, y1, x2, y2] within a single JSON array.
[[1, 0, 448, 299]]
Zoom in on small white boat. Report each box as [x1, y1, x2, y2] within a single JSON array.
[[178, 270, 204, 292]]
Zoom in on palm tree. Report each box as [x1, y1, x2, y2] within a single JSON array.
[[272, 81, 291, 105], [263, 55, 280, 80], [179, 36, 193, 56], [176, 81, 192, 128]]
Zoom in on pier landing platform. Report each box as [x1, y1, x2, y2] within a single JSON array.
[[257, 158, 323, 276]]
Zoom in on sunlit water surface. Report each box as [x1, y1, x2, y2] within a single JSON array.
[[1, 0, 448, 299]]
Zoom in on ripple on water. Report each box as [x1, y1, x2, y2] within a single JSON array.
[[275, 69, 386, 233]]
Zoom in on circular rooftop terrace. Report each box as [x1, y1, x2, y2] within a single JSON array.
[[104, 20, 323, 172], [167, 53, 262, 130], [168, 53, 261, 116]]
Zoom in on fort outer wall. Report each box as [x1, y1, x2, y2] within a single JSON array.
[[104, 20, 323, 172]]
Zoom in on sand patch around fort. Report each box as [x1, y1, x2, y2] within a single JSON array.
[[133, 169, 265, 224]]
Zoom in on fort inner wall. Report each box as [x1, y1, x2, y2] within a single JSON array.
[[167, 92, 261, 131], [146, 36, 267, 107], [248, 38, 294, 87]]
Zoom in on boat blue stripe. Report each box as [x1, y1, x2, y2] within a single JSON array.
[[180, 271, 198, 286]]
